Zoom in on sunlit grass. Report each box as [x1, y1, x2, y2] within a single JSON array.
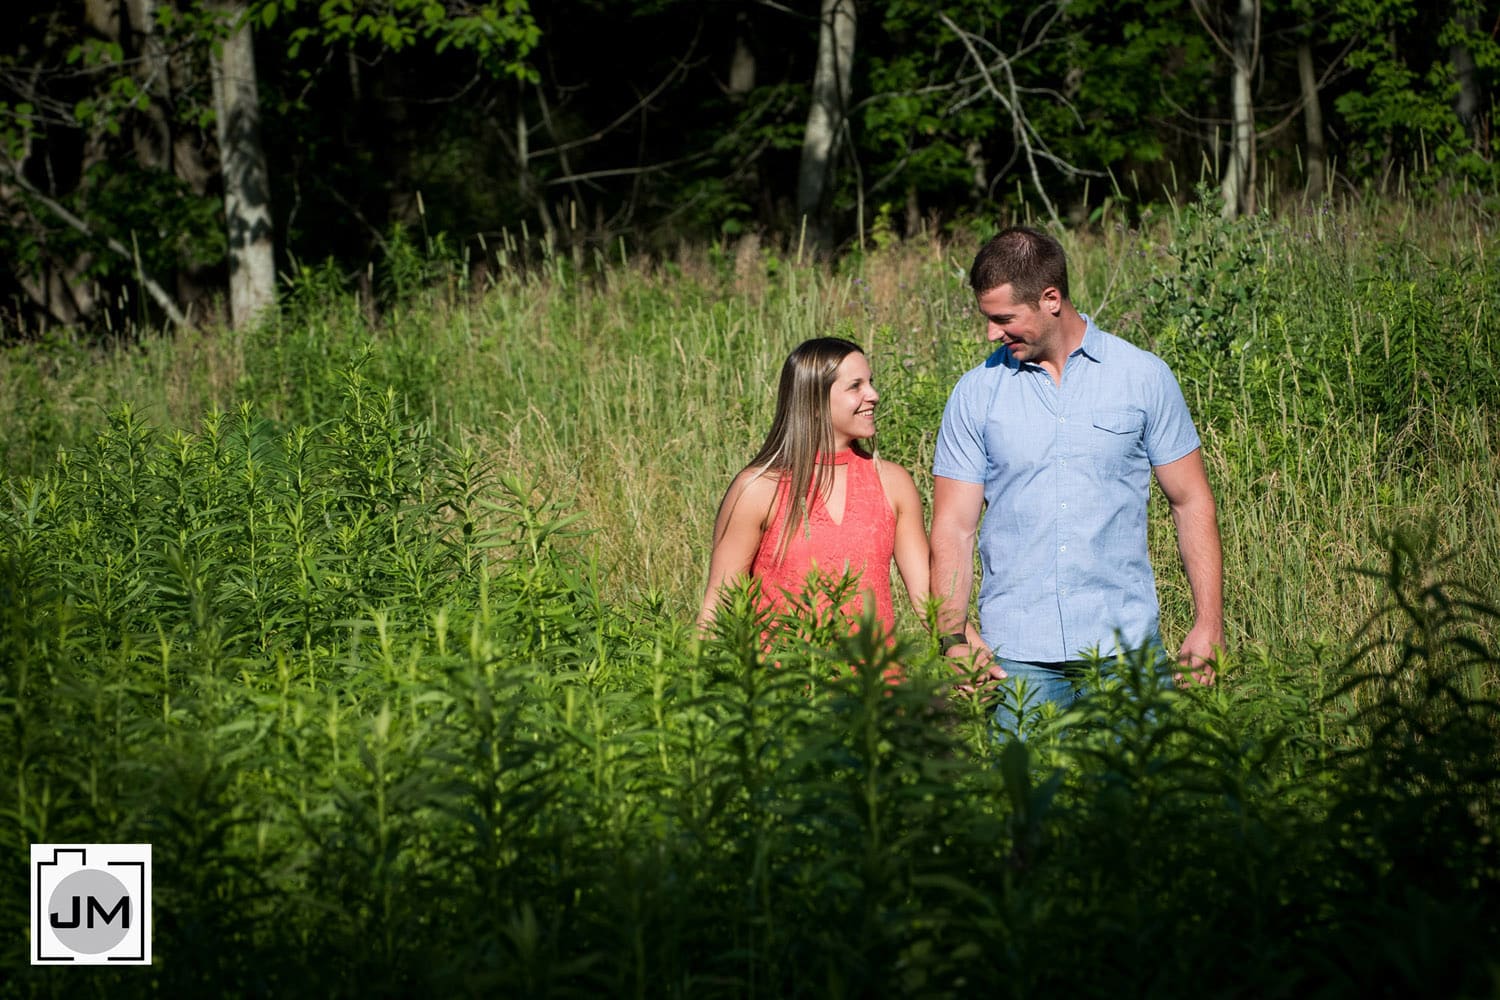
[[6, 203, 1499, 675], [2, 195, 1499, 993]]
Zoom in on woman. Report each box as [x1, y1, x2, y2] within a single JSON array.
[[698, 337, 929, 642]]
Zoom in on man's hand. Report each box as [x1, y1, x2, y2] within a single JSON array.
[[946, 638, 1006, 697], [1174, 622, 1221, 686]]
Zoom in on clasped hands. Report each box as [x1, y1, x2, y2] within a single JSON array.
[[942, 637, 1004, 698]]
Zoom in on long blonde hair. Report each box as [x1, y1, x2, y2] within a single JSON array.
[[748, 337, 872, 562]]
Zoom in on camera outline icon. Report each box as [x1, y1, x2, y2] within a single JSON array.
[[31, 844, 152, 965]]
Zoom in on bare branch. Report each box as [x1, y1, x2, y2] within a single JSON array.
[[751, 0, 813, 21], [527, 22, 704, 160], [540, 152, 706, 188], [1, 161, 188, 327], [937, 9, 1103, 226], [1190, 0, 1235, 61], [1255, 38, 1358, 140]]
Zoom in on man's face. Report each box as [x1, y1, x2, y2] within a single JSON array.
[[975, 283, 1057, 364]]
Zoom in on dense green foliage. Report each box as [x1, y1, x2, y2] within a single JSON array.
[[3, 197, 1500, 995]]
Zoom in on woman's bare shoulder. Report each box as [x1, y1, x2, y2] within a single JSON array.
[[721, 464, 781, 521], [728, 463, 782, 494], [874, 459, 924, 512], [875, 459, 919, 493]]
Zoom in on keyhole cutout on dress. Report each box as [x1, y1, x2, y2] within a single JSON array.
[[818, 464, 849, 526]]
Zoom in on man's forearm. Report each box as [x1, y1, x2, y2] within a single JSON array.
[[1172, 495, 1224, 636], [929, 530, 976, 634], [930, 476, 986, 640]]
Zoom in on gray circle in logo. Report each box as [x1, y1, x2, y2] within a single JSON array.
[[48, 868, 132, 954]]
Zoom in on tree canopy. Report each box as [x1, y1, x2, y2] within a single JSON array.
[[2, 0, 1496, 336]]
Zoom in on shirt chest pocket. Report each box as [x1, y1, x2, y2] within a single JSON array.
[[1089, 408, 1146, 479]]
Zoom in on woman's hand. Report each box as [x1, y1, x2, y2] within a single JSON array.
[[943, 631, 1004, 697]]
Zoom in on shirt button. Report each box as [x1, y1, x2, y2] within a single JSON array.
[[1059, 545, 1067, 553]]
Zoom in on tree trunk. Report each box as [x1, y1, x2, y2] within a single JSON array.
[[1296, 39, 1326, 200], [125, 0, 215, 318], [123, 0, 171, 172], [1220, 0, 1257, 217], [964, 138, 988, 201], [796, 0, 855, 250], [1451, 12, 1482, 148], [209, 0, 276, 329], [729, 10, 756, 99], [1378, 29, 1398, 189]]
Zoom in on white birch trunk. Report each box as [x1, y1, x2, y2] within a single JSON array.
[[796, 0, 855, 244], [210, 0, 276, 328], [1220, 0, 1257, 217], [729, 11, 756, 99]]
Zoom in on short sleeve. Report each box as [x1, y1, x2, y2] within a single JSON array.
[[932, 371, 990, 484], [1144, 358, 1201, 467]]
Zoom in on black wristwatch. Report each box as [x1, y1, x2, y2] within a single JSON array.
[[939, 631, 970, 654]]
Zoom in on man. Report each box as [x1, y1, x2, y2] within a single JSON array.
[[929, 226, 1223, 728]]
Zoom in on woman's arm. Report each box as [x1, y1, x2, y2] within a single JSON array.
[[880, 462, 931, 617], [697, 468, 778, 631]]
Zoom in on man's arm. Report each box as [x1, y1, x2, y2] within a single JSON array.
[[1152, 448, 1224, 684], [929, 476, 1000, 684]]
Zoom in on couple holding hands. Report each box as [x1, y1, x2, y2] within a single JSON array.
[[699, 226, 1223, 726]]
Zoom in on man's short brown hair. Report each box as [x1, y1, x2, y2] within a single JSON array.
[[968, 225, 1070, 304]]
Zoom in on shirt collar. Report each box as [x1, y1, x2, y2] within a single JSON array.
[[989, 312, 1108, 374], [1075, 313, 1107, 364]]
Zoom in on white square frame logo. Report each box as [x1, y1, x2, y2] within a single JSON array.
[[31, 844, 152, 965]]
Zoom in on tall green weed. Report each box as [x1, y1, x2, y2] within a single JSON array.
[[2, 379, 1498, 996]]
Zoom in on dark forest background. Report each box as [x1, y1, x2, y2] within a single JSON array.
[[3, 0, 1498, 337]]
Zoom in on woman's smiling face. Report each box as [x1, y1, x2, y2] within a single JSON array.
[[827, 351, 878, 450]]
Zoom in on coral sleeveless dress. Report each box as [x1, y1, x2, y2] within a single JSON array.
[[750, 449, 896, 635]]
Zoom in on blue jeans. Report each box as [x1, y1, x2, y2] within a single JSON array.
[[990, 645, 1173, 741]]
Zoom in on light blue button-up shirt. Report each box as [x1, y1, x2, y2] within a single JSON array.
[[932, 315, 1201, 661]]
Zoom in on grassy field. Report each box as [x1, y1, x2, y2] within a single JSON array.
[[2, 197, 1498, 996]]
